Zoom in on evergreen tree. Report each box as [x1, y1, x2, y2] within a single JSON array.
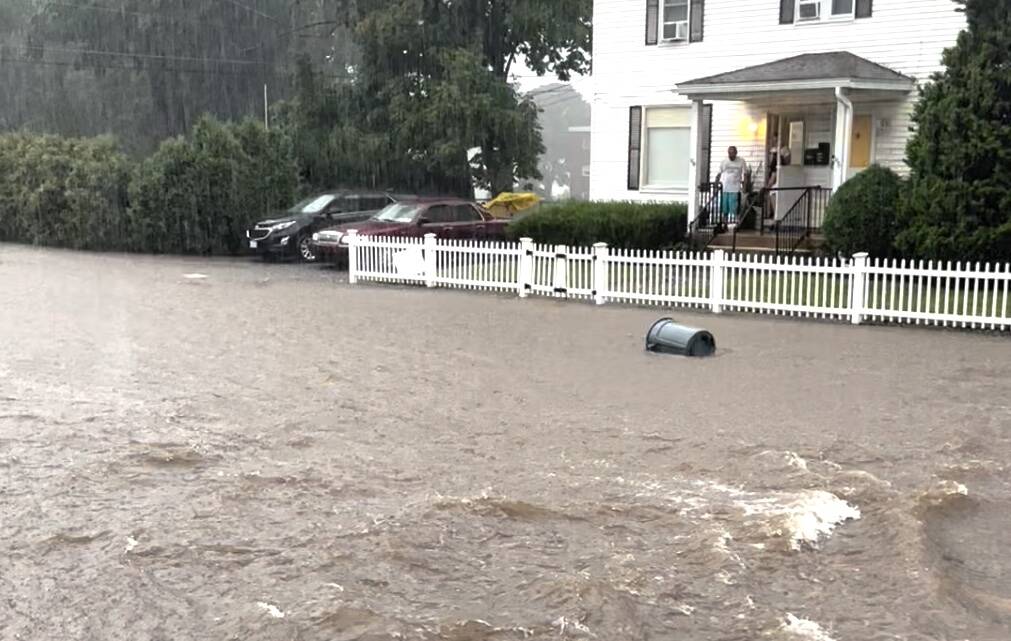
[[897, 0, 1011, 260]]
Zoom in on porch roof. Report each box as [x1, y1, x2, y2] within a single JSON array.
[[675, 52, 915, 98]]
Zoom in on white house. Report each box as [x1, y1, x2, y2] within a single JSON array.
[[588, 0, 966, 236]]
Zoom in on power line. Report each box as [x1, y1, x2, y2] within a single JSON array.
[[42, 2, 248, 28], [0, 55, 282, 78], [21, 43, 273, 67]]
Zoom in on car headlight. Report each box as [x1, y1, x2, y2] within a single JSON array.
[[280, 236, 291, 246], [270, 221, 297, 232]]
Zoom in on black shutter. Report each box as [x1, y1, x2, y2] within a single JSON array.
[[698, 104, 714, 185], [855, 0, 873, 18], [645, 0, 659, 45], [628, 106, 643, 191], [779, 0, 795, 24], [689, 0, 705, 42]]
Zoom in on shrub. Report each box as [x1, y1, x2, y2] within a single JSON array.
[[128, 115, 299, 255], [0, 117, 299, 255], [0, 133, 130, 250], [506, 201, 688, 249], [822, 165, 903, 257]]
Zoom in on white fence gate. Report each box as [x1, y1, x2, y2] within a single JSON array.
[[345, 231, 1011, 331]]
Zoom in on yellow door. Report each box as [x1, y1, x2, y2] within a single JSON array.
[[850, 115, 872, 168]]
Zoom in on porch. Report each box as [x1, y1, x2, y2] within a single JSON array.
[[676, 52, 916, 254]]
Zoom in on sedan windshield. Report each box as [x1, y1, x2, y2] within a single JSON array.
[[288, 194, 336, 214], [374, 203, 422, 223]]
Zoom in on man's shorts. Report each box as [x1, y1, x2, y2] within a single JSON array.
[[721, 191, 740, 221]]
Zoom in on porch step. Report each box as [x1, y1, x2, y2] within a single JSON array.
[[709, 230, 824, 255]]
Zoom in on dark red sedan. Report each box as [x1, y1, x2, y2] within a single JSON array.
[[312, 198, 509, 262]]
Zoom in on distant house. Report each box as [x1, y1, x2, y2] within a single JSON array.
[[531, 84, 591, 201], [589, 0, 966, 238]]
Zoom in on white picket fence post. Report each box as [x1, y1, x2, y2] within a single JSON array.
[[518, 237, 534, 298], [424, 233, 437, 288], [592, 242, 609, 306], [346, 230, 359, 284], [710, 248, 726, 314], [850, 252, 869, 325], [553, 245, 569, 298]]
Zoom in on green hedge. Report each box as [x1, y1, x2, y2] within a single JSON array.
[[0, 116, 299, 254], [0, 133, 131, 250], [129, 116, 299, 254], [822, 164, 903, 258], [506, 201, 688, 249]]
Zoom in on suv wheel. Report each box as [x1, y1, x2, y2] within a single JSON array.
[[298, 235, 318, 263]]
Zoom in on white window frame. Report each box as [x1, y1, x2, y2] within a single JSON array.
[[659, 0, 690, 42], [641, 106, 691, 191], [796, 0, 856, 23]]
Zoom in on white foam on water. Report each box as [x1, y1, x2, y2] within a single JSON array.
[[781, 614, 836, 641], [739, 490, 860, 551], [124, 536, 138, 553], [182, 273, 209, 280], [553, 617, 594, 637], [784, 452, 809, 471], [256, 602, 285, 619]]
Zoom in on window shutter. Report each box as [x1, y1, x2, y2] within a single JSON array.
[[689, 0, 705, 42], [779, 0, 795, 24], [628, 107, 643, 190], [855, 0, 873, 18], [697, 104, 714, 185], [645, 0, 659, 45]]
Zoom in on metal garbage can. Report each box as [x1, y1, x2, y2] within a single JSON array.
[[645, 318, 716, 357]]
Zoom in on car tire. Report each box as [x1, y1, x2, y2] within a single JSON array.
[[297, 235, 318, 263]]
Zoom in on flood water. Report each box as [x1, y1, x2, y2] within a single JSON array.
[[2, 244, 1010, 641]]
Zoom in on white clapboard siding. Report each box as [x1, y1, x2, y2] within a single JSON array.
[[589, 0, 966, 202], [350, 235, 1011, 332]]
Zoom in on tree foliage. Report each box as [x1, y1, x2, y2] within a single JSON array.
[[286, 0, 591, 196], [897, 0, 1011, 260]]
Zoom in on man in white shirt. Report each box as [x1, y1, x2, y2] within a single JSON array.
[[716, 146, 749, 224]]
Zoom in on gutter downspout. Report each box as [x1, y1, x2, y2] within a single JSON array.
[[834, 87, 853, 192]]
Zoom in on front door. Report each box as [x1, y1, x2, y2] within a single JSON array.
[[849, 115, 873, 173]]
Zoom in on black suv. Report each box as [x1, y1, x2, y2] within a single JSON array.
[[247, 191, 399, 262]]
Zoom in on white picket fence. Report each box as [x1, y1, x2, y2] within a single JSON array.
[[345, 231, 1011, 331]]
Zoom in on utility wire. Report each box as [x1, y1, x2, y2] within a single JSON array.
[[42, 1, 273, 29], [21, 43, 273, 67], [0, 55, 281, 78]]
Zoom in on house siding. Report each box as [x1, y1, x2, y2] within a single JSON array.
[[589, 0, 966, 202]]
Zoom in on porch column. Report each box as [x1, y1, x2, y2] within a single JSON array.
[[832, 87, 853, 193], [687, 99, 703, 228]]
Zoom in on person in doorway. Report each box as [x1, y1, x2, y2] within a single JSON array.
[[716, 146, 749, 224]]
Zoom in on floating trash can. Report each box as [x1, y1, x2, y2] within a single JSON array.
[[645, 318, 716, 357]]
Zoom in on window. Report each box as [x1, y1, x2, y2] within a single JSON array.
[[661, 0, 689, 41], [452, 205, 481, 222], [647, 0, 704, 46], [782, 0, 869, 23], [831, 0, 854, 15], [424, 205, 455, 224], [362, 197, 391, 210], [642, 107, 691, 189], [797, 0, 820, 21]]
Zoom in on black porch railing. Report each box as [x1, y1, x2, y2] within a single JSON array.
[[690, 184, 832, 255], [774, 186, 831, 255]]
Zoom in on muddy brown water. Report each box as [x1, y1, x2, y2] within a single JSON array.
[[1, 244, 1010, 641]]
